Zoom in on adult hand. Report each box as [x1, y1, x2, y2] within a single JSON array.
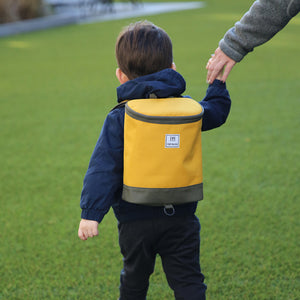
[[78, 219, 99, 241], [206, 47, 236, 83]]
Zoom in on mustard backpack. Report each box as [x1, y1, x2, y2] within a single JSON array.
[[121, 97, 204, 211]]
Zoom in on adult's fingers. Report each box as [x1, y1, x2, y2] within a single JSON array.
[[221, 60, 236, 82], [206, 47, 237, 83], [206, 60, 226, 84]]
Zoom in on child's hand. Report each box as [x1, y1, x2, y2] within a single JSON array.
[[78, 219, 99, 241]]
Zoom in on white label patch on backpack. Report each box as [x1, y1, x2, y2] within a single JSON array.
[[165, 134, 180, 148]]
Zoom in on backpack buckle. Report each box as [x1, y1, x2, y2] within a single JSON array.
[[164, 204, 175, 216]]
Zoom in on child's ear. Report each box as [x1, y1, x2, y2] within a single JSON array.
[[171, 62, 176, 70], [116, 68, 129, 84]]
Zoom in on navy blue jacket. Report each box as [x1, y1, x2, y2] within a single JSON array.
[[80, 69, 231, 223]]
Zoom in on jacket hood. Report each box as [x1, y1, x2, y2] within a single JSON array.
[[116, 69, 186, 102]]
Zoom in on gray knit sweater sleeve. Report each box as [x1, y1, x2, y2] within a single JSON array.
[[219, 0, 300, 62]]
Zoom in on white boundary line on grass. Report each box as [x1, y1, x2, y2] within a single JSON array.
[[0, 2, 205, 37], [80, 2, 206, 24]]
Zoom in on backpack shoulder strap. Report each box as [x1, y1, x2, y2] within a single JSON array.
[[111, 94, 160, 112], [110, 100, 129, 112]]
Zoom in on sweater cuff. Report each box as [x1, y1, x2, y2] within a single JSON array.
[[209, 79, 226, 88], [219, 37, 245, 63], [81, 209, 106, 223]]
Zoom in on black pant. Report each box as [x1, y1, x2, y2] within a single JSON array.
[[118, 215, 206, 300]]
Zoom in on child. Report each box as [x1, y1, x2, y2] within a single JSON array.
[[78, 21, 231, 300]]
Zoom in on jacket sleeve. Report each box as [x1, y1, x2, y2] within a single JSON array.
[[80, 109, 124, 223], [219, 0, 300, 62], [200, 80, 231, 132]]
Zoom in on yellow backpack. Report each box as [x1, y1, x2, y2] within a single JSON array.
[[122, 97, 204, 211]]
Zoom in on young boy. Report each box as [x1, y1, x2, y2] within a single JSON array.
[[78, 21, 231, 300]]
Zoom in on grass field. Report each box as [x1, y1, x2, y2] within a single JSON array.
[[0, 0, 299, 299]]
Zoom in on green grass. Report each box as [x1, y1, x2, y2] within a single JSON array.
[[0, 1, 299, 299]]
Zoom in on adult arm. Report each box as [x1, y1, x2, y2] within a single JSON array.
[[207, 0, 300, 83]]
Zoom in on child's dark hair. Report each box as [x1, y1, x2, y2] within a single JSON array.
[[116, 21, 173, 80]]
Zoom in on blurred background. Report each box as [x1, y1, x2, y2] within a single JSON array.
[[0, 0, 299, 299]]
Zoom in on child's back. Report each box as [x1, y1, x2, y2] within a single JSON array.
[[78, 21, 231, 300]]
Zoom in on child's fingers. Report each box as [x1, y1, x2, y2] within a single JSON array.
[[78, 228, 88, 241], [88, 227, 99, 238], [78, 219, 99, 240]]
